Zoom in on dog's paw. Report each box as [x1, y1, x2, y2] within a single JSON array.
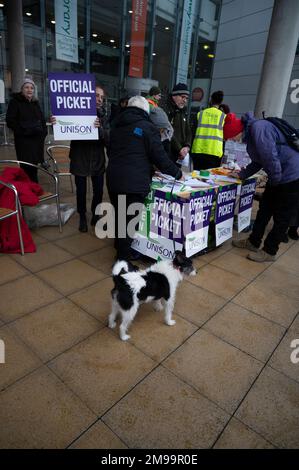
[[154, 301, 163, 312], [120, 334, 131, 341], [108, 320, 116, 329], [166, 319, 176, 326]]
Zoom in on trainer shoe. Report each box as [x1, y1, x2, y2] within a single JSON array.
[[288, 227, 299, 241], [247, 250, 276, 262], [232, 238, 259, 252]]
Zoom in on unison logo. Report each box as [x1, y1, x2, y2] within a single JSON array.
[[146, 241, 174, 259], [61, 125, 92, 135], [240, 215, 250, 226], [187, 236, 205, 250], [217, 226, 231, 240], [57, 120, 92, 135]]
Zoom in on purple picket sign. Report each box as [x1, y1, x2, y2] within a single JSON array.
[[150, 188, 216, 243], [189, 189, 215, 232], [239, 179, 256, 213], [150, 190, 185, 243], [48, 72, 96, 116], [215, 184, 238, 224]]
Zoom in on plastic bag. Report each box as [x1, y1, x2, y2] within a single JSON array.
[[177, 152, 190, 169], [23, 203, 76, 229]]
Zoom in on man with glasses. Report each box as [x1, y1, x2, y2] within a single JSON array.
[[162, 83, 192, 165]]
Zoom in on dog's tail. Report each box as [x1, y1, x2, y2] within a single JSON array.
[[112, 260, 130, 277]]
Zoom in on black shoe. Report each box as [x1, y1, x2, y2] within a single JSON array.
[[281, 233, 289, 243], [79, 215, 88, 232], [90, 214, 100, 226], [288, 227, 299, 240]]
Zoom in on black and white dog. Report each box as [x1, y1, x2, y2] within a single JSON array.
[[108, 251, 197, 341]]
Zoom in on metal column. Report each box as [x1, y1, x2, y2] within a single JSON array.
[[147, 0, 157, 79], [255, 0, 299, 118], [7, 0, 25, 92], [119, 0, 128, 97]]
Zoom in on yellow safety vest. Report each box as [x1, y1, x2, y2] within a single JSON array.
[[191, 107, 225, 158]]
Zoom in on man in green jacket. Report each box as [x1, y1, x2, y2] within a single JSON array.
[[162, 83, 192, 165]]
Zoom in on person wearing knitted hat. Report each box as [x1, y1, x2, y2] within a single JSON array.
[[6, 77, 47, 182], [146, 86, 162, 110], [191, 90, 225, 171], [161, 83, 192, 165], [227, 112, 299, 262], [223, 112, 243, 141], [150, 106, 174, 155]]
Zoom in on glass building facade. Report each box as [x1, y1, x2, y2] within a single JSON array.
[[0, 0, 221, 117]]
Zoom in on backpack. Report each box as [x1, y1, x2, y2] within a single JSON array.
[[264, 116, 299, 152]]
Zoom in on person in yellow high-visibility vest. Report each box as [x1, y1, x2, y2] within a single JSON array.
[[191, 90, 226, 170]]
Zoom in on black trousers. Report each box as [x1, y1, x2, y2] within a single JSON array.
[[75, 174, 104, 216], [249, 179, 299, 255], [20, 163, 38, 183], [109, 192, 146, 260], [192, 153, 222, 171]]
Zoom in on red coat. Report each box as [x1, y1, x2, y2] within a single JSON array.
[[0, 167, 43, 253]]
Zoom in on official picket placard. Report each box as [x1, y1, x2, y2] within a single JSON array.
[[48, 72, 97, 141], [237, 178, 256, 232], [215, 184, 238, 246], [132, 186, 215, 260]]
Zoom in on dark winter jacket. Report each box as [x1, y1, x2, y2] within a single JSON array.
[[239, 112, 299, 185], [161, 96, 192, 163], [106, 107, 182, 194], [6, 93, 47, 165], [69, 107, 107, 177]]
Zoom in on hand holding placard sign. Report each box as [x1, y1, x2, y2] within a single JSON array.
[[48, 73, 98, 141]]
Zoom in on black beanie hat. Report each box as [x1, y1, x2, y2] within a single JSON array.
[[171, 83, 189, 96], [149, 86, 161, 96]]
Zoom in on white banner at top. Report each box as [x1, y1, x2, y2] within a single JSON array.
[[176, 0, 196, 84], [55, 0, 78, 63]]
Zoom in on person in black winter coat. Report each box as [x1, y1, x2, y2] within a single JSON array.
[[6, 77, 47, 182], [106, 96, 182, 261], [69, 85, 108, 232]]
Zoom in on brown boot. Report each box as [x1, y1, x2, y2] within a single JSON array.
[[247, 250, 276, 262], [232, 238, 259, 252]]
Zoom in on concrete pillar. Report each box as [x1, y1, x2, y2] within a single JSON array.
[[7, 0, 26, 93], [255, 0, 299, 118]]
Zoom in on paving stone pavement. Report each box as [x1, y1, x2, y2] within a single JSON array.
[[0, 147, 298, 449]]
